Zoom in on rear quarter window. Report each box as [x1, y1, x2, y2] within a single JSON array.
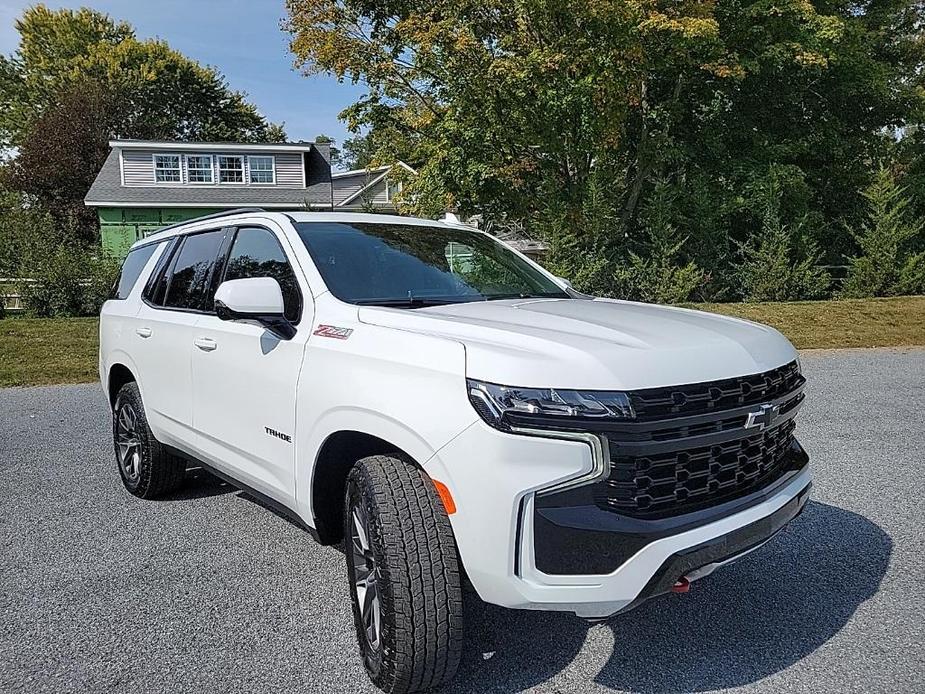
[[111, 243, 159, 300]]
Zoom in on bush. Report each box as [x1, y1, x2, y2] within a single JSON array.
[[736, 174, 831, 302], [841, 167, 925, 298], [0, 200, 119, 316], [20, 242, 117, 317], [611, 182, 705, 303], [897, 252, 925, 295], [0, 192, 51, 278]]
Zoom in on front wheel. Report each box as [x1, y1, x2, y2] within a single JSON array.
[[344, 455, 463, 693]]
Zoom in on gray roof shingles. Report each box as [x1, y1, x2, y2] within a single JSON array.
[[84, 147, 333, 208]]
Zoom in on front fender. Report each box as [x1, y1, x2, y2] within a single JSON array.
[[293, 321, 476, 520]]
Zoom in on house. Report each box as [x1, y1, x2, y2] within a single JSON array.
[[331, 162, 415, 210], [85, 139, 334, 257], [85, 140, 419, 257], [84, 139, 549, 260]]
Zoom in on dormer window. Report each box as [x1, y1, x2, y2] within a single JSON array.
[[153, 154, 181, 183], [386, 178, 403, 201], [248, 155, 275, 184], [186, 154, 214, 183], [218, 155, 245, 183]]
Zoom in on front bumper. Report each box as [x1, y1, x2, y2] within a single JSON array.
[[426, 421, 811, 619]]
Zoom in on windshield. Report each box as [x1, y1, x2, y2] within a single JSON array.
[[294, 222, 569, 306]]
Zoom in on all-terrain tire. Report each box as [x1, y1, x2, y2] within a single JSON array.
[[112, 381, 185, 499], [344, 455, 463, 693]]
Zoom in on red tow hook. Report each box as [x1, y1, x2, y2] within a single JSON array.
[[671, 576, 691, 593]]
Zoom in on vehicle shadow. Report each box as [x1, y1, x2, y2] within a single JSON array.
[[446, 501, 891, 693], [158, 466, 235, 501]]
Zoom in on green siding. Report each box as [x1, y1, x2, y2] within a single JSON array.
[[98, 207, 220, 259]]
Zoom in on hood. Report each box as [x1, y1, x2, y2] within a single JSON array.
[[358, 298, 797, 390]]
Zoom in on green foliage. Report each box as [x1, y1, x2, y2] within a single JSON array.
[[0, 192, 117, 317], [20, 242, 117, 318], [0, 191, 49, 278], [735, 174, 830, 302], [612, 183, 705, 304], [842, 168, 925, 298], [545, 177, 705, 303], [341, 134, 376, 170], [0, 5, 286, 238], [1, 5, 282, 148], [286, 0, 925, 302], [898, 253, 925, 296]]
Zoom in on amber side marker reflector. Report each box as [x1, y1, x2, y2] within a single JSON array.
[[432, 479, 457, 515]]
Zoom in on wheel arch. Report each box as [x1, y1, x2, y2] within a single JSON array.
[[310, 429, 427, 545], [107, 362, 138, 407]]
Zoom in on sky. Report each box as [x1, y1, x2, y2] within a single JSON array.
[[0, 0, 367, 146]]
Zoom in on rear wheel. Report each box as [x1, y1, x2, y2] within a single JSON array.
[[344, 455, 463, 693], [112, 382, 184, 499]]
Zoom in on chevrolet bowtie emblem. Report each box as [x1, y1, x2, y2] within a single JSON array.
[[744, 403, 780, 430]]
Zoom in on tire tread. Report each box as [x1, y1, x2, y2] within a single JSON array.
[[347, 455, 463, 693]]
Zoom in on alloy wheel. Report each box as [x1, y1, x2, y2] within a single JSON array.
[[115, 403, 142, 483], [351, 502, 381, 652]]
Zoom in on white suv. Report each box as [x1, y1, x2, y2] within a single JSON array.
[[100, 209, 811, 693]]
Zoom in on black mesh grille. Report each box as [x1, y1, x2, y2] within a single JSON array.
[[628, 361, 803, 420], [591, 361, 805, 518], [598, 420, 797, 517]]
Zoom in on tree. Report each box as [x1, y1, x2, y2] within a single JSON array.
[[2, 80, 120, 241], [286, 0, 730, 225], [734, 167, 832, 301], [0, 5, 286, 238], [612, 180, 706, 304], [286, 0, 924, 300], [341, 134, 376, 170], [841, 167, 925, 298]]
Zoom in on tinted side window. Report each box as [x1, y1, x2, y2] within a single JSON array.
[[223, 227, 302, 322], [112, 243, 159, 300], [143, 237, 180, 306], [163, 229, 226, 311]]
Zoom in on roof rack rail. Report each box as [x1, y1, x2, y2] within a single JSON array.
[[155, 207, 266, 235]]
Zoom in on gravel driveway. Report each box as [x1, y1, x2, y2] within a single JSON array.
[[1, 348, 923, 693]]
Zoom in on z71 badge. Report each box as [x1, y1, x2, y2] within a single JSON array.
[[313, 324, 354, 340]]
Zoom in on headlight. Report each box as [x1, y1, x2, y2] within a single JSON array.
[[467, 378, 635, 430]]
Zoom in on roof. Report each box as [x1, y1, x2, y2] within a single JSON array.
[[109, 139, 321, 153], [332, 165, 391, 179], [332, 161, 416, 179], [332, 161, 417, 207], [85, 148, 332, 208]]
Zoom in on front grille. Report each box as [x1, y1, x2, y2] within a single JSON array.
[[592, 361, 805, 519], [598, 419, 797, 517], [627, 360, 803, 420]]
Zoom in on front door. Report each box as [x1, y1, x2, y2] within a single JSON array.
[[190, 224, 312, 506]]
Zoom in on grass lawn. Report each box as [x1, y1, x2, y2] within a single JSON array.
[[698, 295, 925, 350], [0, 296, 923, 387], [0, 317, 99, 388]]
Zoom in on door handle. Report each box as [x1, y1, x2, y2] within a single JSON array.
[[136, 327, 152, 338], [193, 337, 217, 352]]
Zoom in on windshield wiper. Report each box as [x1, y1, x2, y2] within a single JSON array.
[[483, 292, 568, 301], [355, 297, 466, 309]]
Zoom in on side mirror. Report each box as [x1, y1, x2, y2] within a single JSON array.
[[557, 276, 573, 290], [214, 277, 295, 340]]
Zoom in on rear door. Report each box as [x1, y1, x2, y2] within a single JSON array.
[[190, 223, 312, 505], [131, 227, 229, 446]]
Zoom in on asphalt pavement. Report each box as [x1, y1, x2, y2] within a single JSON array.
[[1, 347, 923, 693]]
